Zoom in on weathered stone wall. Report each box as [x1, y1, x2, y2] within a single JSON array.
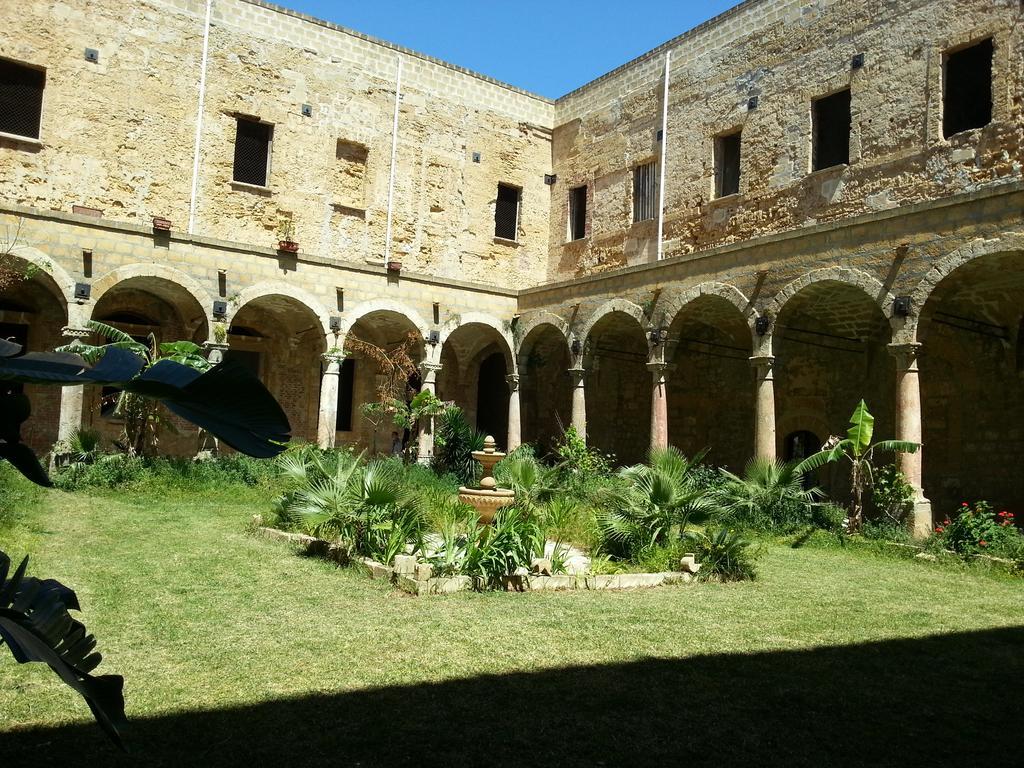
[[549, 0, 1023, 278], [0, 206, 518, 451], [0, 0, 554, 290]]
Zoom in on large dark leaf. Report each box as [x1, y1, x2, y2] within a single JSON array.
[[157, 359, 291, 458], [0, 344, 143, 386], [0, 551, 127, 750]]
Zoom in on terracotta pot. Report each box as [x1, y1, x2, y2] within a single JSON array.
[[278, 240, 299, 253], [152, 216, 172, 231], [386, 260, 402, 273]]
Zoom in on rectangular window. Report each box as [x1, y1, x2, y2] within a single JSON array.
[[568, 185, 587, 241], [336, 358, 355, 431], [233, 118, 273, 187], [632, 162, 657, 223], [943, 38, 993, 138], [494, 183, 520, 241], [812, 89, 851, 171], [715, 131, 742, 198], [0, 59, 45, 139]]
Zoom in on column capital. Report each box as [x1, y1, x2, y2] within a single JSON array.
[[60, 326, 91, 340], [321, 350, 346, 364], [419, 361, 442, 385], [505, 373, 521, 391], [568, 366, 586, 384], [749, 354, 775, 370], [646, 361, 672, 382], [203, 340, 230, 352], [888, 341, 922, 368]]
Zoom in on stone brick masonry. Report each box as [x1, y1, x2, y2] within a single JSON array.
[[1, 0, 1023, 532]]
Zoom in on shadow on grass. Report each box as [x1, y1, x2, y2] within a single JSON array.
[[3, 627, 1022, 767]]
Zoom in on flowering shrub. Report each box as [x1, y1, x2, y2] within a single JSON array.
[[934, 501, 1021, 558]]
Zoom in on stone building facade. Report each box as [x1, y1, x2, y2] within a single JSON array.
[[2, 0, 1022, 533]]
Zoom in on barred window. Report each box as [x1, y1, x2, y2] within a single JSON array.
[[494, 183, 520, 241], [0, 59, 45, 139], [632, 162, 657, 223], [233, 118, 273, 186], [568, 185, 587, 241], [812, 89, 851, 171], [715, 131, 742, 198], [943, 38, 993, 138]]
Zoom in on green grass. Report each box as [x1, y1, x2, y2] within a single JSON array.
[[1, 485, 1021, 766]]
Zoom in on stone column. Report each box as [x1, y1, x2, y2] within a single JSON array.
[[648, 362, 670, 452], [418, 362, 442, 464], [569, 366, 587, 441], [750, 355, 777, 460], [889, 342, 932, 537], [316, 353, 344, 449], [506, 373, 521, 452], [56, 327, 90, 446]]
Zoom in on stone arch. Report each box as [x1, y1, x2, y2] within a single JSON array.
[[653, 281, 752, 329], [339, 299, 430, 344], [3, 245, 76, 311], [514, 311, 571, 360], [662, 285, 755, 470], [907, 231, 1024, 342], [578, 298, 647, 346], [439, 311, 515, 371], [91, 263, 214, 329], [0, 247, 74, 453], [228, 282, 334, 340], [766, 267, 894, 323]]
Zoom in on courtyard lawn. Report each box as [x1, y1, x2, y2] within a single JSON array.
[[1, 486, 1021, 767]]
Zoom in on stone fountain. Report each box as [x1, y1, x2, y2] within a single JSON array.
[[458, 435, 515, 525]]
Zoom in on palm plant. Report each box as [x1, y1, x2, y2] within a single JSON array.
[[795, 400, 919, 533], [287, 454, 424, 563], [495, 453, 555, 512], [716, 457, 822, 532], [432, 406, 485, 485], [598, 447, 715, 559]]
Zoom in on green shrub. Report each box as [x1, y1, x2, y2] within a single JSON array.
[[53, 453, 146, 490], [934, 502, 1022, 558], [871, 464, 915, 524], [552, 427, 613, 496], [715, 457, 821, 533], [51, 452, 277, 492], [462, 506, 544, 585], [685, 527, 759, 582]]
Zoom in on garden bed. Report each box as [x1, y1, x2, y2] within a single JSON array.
[[256, 524, 697, 595]]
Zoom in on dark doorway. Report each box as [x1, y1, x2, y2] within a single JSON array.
[[475, 352, 508, 448]]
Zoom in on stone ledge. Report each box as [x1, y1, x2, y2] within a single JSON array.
[[257, 525, 698, 595]]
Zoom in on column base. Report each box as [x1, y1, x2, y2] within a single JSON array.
[[909, 498, 933, 539]]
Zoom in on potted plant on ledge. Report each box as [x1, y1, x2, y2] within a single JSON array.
[[277, 217, 299, 253]]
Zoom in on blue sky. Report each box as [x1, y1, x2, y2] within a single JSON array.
[[284, 1, 741, 98]]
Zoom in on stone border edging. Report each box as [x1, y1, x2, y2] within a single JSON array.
[[255, 525, 696, 595]]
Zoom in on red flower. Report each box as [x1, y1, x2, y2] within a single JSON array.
[[979, 540, 988, 547], [962, 502, 969, 507], [935, 526, 944, 533]]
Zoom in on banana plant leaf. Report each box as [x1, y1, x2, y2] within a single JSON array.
[[0, 340, 144, 386], [1, 340, 291, 484], [129, 358, 291, 459], [0, 550, 127, 751]]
